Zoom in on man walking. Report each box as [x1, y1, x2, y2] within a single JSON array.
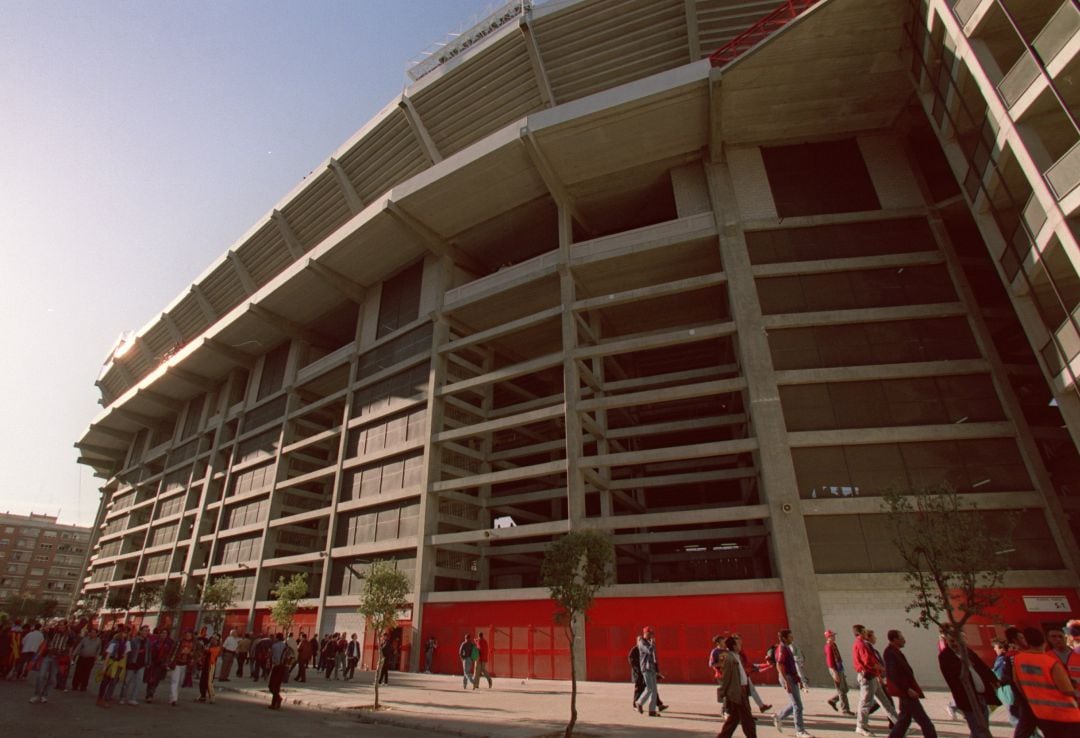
[[634, 628, 661, 717], [70, 626, 102, 692], [1012, 626, 1079, 738], [459, 633, 475, 690], [824, 630, 853, 715], [938, 630, 1000, 738], [345, 633, 360, 680], [717, 635, 758, 738], [120, 625, 149, 705], [267, 633, 288, 710], [218, 628, 238, 681], [853, 624, 898, 735], [423, 636, 437, 673], [28, 622, 68, 704], [883, 630, 937, 738], [772, 629, 813, 738], [473, 631, 493, 688]]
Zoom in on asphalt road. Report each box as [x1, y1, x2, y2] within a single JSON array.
[[0, 678, 431, 738]]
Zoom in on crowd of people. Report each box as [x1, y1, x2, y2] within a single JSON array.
[[692, 619, 1080, 738], [1, 612, 1077, 737], [0, 618, 383, 711]]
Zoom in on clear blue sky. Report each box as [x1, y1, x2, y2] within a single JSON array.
[[0, 0, 500, 526]]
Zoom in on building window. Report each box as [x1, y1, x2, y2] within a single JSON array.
[[29, 567, 45, 576], [256, 344, 290, 400], [38, 543, 53, 550], [376, 261, 423, 338], [42, 530, 57, 538], [34, 555, 48, 562]]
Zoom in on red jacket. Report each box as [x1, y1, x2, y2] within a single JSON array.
[[853, 637, 879, 676]]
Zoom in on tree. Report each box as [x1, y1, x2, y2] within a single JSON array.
[[270, 573, 308, 634], [357, 560, 410, 710], [882, 484, 1016, 736], [540, 529, 614, 738], [200, 577, 237, 636], [105, 588, 128, 612], [130, 581, 161, 613]]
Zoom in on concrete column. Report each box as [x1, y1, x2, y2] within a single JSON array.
[[409, 256, 452, 671], [704, 161, 828, 679]]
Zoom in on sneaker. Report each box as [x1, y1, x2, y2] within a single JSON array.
[[843, 710, 856, 716], [657, 704, 668, 712], [795, 732, 813, 738], [773, 714, 783, 733], [855, 728, 875, 737], [29, 696, 40, 703], [760, 703, 773, 713], [828, 698, 839, 712], [40, 697, 48, 704]]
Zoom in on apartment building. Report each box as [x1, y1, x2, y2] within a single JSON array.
[[75, 0, 1080, 685], [0, 512, 91, 614]]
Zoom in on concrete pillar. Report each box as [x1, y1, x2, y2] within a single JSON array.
[[704, 161, 828, 679]]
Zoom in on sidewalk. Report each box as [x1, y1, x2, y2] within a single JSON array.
[[219, 670, 1015, 737]]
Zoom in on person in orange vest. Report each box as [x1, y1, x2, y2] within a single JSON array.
[[1065, 619, 1080, 700], [1012, 626, 1079, 738]]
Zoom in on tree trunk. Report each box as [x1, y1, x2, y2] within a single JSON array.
[[565, 620, 577, 738], [955, 640, 989, 734], [374, 654, 382, 708]]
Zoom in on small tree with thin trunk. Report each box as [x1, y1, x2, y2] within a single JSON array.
[[270, 573, 308, 635], [882, 484, 1016, 736], [159, 579, 187, 633], [541, 529, 614, 738], [358, 560, 410, 710], [200, 577, 237, 636], [130, 582, 161, 613]]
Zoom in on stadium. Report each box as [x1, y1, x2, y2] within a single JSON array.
[[75, 0, 1080, 685]]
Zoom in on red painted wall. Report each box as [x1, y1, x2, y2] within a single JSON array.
[[586, 593, 788, 683], [954, 587, 1079, 667], [421, 592, 788, 683], [422, 600, 570, 679]]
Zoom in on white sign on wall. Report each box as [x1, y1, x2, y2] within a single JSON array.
[[1022, 595, 1071, 613]]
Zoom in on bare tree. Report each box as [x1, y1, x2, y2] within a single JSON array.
[[882, 484, 1016, 735]]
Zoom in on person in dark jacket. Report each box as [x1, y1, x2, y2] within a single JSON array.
[[883, 630, 937, 738], [937, 631, 999, 738]]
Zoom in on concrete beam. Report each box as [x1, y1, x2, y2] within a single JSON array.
[[304, 258, 367, 304], [201, 338, 256, 368], [228, 251, 258, 295], [520, 18, 555, 107], [399, 96, 442, 165], [272, 209, 305, 259], [328, 158, 364, 214]]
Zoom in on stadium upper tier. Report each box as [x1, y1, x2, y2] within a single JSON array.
[[78, 0, 909, 475]]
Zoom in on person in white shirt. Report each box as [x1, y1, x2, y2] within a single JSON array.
[[218, 629, 239, 681]]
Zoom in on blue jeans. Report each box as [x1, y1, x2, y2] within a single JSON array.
[[461, 658, 473, 688], [775, 674, 805, 732], [33, 655, 58, 699], [635, 669, 658, 713], [889, 695, 938, 738]]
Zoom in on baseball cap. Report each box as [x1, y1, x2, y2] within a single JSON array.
[[824, 629, 836, 638], [643, 626, 654, 635]]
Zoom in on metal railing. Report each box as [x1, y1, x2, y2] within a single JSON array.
[[709, 0, 818, 66]]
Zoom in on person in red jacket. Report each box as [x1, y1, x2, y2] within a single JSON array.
[[472, 631, 493, 688], [824, 630, 853, 715], [852, 624, 898, 736]]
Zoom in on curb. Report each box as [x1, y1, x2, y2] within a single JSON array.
[[216, 683, 496, 737]]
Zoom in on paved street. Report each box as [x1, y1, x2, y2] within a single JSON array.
[[0, 676, 425, 738], [2, 668, 1021, 737]]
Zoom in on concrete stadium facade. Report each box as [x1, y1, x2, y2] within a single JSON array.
[[76, 0, 1080, 686]]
